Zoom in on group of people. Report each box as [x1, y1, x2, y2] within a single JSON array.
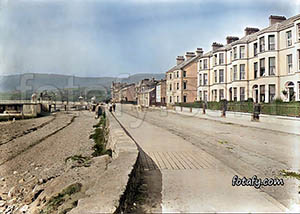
[[94, 102, 116, 119]]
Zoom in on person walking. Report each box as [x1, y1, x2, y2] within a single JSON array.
[[108, 102, 113, 113], [112, 102, 116, 112]]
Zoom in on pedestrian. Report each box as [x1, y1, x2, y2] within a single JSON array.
[[97, 104, 103, 118], [109, 103, 113, 113], [112, 102, 116, 112]]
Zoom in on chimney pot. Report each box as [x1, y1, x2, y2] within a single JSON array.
[[212, 42, 223, 51], [176, 56, 185, 65], [226, 36, 239, 44], [244, 27, 260, 36], [269, 15, 286, 26], [185, 52, 196, 60], [195, 48, 204, 56]]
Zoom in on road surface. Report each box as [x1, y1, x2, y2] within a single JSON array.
[[115, 104, 300, 213]]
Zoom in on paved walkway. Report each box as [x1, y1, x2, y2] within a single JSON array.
[[114, 107, 288, 213], [163, 106, 300, 136]]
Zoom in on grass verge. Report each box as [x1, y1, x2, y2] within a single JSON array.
[[40, 183, 82, 214], [89, 114, 112, 157]]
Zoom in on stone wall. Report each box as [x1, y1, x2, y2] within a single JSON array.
[[69, 111, 139, 213]]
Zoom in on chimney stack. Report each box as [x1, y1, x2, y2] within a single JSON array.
[[176, 56, 185, 65], [269, 15, 286, 26], [185, 52, 196, 60], [226, 36, 239, 44], [212, 42, 223, 51], [195, 48, 204, 57], [244, 27, 260, 36]]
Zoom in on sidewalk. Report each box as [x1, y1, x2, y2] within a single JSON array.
[[114, 106, 288, 212], [154, 106, 300, 136]]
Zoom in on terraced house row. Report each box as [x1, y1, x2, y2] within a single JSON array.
[[166, 14, 300, 105]]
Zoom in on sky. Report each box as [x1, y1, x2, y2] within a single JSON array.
[[0, 0, 299, 77]]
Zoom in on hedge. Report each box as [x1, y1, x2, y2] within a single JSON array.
[[175, 101, 300, 117]]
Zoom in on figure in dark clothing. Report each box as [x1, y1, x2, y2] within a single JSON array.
[[109, 103, 113, 113], [112, 103, 116, 112], [97, 105, 103, 118]]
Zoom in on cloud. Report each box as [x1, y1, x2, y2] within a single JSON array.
[[0, 0, 298, 78]]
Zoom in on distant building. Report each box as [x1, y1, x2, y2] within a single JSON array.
[[156, 79, 166, 106], [136, 78, 158, 107], [120, 83, 136, 103], [111, 82, 126, 102], [166, 49, 203, 105]]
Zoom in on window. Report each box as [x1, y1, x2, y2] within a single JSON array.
[[287, 54, 293, 73], [233, 65, 237, 80], [214, 70, 217, 83], [169, 73, 172, 79], [199, 91, 202, 100], [177, 82, 179, 90], [203, 74, 208, 85], [298, 50, 300, 71], [214, 54, 218, 66], [219, 53, 224, 65], [230, 51, 232, 62], [240, 46, 245, 59], [219, 89, 224, 101], [183, 71, 187, 77], [240, 64, 245, 80], [214, 90, 217, 101], [203, 59, 208, 69], [254, 43, 258, 56], [169, 96, 172, 103], [176, 71, 179, 78], [298, 82, 300, 100], [230, 68, 233, 81], [286, 31, 292, 47], [169, 84, 172, 91], [233, 47, 237, 59], [254, 62, 258, 79], [183, 81, 187, 89], [199, 60, 202, 70], [183, 95, 187, 103], [269, 84, 276, 102], [203, 91, 208, 101], [260, 85, 265, 102], [240, 87, 245, 101], [233, 88, 237, 101], [259, 37, 265, 52], [298, 24, 300, 41], [219, 69, 224, 83], [269, 57, 276, 76], [177, 96, 179, 102], [260, 58, 265, 76], [199, 74, 202, 86], [268, 35, 275, 50]]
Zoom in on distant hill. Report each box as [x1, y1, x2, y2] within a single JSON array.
[[0, 73, 165, 92]]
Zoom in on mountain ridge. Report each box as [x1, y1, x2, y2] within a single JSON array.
[[0, 73, 165, 92]]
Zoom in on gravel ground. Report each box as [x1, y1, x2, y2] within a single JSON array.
[[0, 110, 102, 213], [0, 115, 55, 146]]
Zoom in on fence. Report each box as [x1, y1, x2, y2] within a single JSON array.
[[176, 101, 300, 117]]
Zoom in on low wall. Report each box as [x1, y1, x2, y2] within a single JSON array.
[[70, 111, 139, 214], [174, 105, 300, 125], [23, 103, 42, 116]]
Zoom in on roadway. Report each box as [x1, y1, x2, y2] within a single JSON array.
[[114, 104, 300, 212]]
